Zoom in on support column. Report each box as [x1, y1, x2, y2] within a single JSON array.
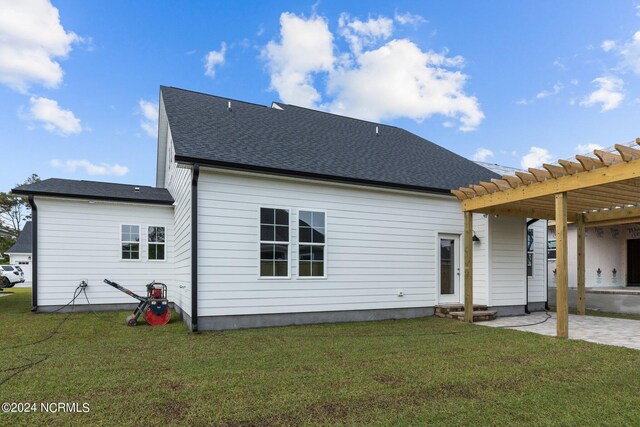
[[464, 211, 473, 323], [555, 192, 569, 338], [577, 214, 586, 315]]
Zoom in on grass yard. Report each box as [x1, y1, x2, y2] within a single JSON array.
[[1, 288, 639, 426]]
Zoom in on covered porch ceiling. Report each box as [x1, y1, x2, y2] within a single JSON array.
[[450, 138, 640, 339]]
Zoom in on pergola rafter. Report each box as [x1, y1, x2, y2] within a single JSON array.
[[452, 138, 640, 338]]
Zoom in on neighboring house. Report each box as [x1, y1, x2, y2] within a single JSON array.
[[5, 221, 33, 282], [547, 221, 640, 288], [13, 86, 542, 331]]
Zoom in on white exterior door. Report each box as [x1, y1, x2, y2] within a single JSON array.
[[438, 234, 461, 304]]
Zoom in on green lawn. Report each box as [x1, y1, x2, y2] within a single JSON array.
[[1, 288, 639, 426]]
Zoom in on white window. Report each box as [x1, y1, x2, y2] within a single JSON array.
[[148, 226, 166, 260], [298, 210, 326, 277], [260, 208, 289, 277], [121, 225, 140, 260]]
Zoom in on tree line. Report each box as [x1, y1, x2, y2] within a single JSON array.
[[0, 174, 40, 263]]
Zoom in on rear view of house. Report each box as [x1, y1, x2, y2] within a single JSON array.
[[13, 86, 544, 331]]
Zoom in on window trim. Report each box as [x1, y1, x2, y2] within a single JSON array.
[[527, 227, 534, 278], [296, 208, 327, 280], [120, 223, 141, 261], [257, 206, 291, 280], [147, 225, 167, 262]]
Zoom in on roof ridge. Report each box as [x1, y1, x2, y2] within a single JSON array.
[[161, 86, 274, 111], [45, 178, 158, 189], [274, 102, 399, 129]]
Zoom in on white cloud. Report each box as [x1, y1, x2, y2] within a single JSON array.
[[601, 40, 616, 52], [394, 11, 426, 26], [0, 0, 80, 92], [535, 83, 563, 99], [517, 82, 563, 105], [579, 76, 625, 112], [521, 146, 552, 169], [339, 13, 394, 53], [138, 99, 158, 138], [50, 159, 129, 176], [23, 96, 82, 135], [262, 13, 334, 108], [262, 12, 484, 131], [602, 31, 640, 74], [575, 143, 603, 154], [327, 40, 483, 130], [204, 42, 226, 78], [552, 58, 567, 71], [472, 148, 494, 161]]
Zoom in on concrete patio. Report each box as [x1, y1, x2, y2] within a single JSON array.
[[477, 312, 640, 350]]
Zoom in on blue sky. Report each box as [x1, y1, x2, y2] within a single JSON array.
[[2, 0, 640, 190]]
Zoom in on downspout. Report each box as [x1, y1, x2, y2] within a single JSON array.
[[191, 164, 200, 332], [28, 196, 37, 312], [525, 218, 540, 314]]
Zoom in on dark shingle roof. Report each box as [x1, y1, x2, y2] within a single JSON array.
[[161, 86, 499, 193], [6, 221, 32, 254], [12, 179, 174, 205]]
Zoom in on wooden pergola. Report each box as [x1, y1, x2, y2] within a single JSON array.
[[452, 139, 640, 338]]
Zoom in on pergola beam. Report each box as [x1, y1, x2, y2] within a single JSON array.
[[460, 158, 640, 212], [477, 205, 572, 221], [451, 140, 640, 340], [583, 205, 640, 224]]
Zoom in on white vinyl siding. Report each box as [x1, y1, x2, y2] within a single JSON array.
[[471, 213, 489, 306], [35, 197, 174, 307], [164, 127, 192, 315], [196, 168, 491, 317], [488, 215, 527, 306]]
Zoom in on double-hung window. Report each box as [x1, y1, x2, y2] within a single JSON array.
[[148, 226, 166, 260], [121, 225, 140, 260], [260, 208, 289, 277], [298, 210, 325, 277]]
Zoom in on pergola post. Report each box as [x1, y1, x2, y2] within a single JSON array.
[[555, 192, 569, 338], [577, 214, 586, 315], [464, 211, 473, 323]]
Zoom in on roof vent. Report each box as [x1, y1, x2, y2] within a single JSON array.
[[227, 101, 232, 111], [134, 187, 140, 192], [376, 126, 379, 136]]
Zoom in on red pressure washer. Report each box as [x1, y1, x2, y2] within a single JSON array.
[[103, 279, 171, 326]]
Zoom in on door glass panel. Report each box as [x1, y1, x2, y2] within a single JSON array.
[[440, 238, 455, 295]]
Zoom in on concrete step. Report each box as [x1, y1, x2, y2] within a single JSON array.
[[435, 304, 488, 316], [448, 310, 497, 322]]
